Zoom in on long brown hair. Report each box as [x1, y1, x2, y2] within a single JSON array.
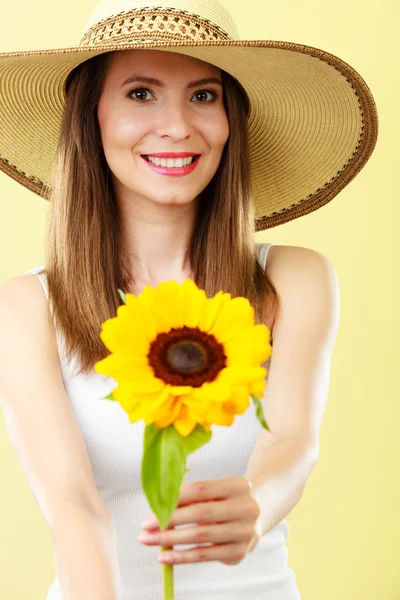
[[39, 51, 279, 377]]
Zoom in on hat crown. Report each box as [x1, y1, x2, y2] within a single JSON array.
[[79, 0, 240, 47]]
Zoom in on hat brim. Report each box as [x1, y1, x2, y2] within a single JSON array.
[[0, 39, 378, 230]]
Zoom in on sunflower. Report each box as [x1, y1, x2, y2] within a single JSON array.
[[94, 279, 272, 437]]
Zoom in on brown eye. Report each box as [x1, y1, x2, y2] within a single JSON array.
[[194, 91, 208, 102], [192, 89, 219, 103], [128, 87, 153, 101]]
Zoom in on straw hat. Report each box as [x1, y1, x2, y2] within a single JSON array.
[[0, 0, 378, 231]]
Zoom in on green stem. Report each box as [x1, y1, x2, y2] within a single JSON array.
[[161, 545, 174, 599]]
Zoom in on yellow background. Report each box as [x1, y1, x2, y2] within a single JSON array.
[[0, 0, 398, 598]]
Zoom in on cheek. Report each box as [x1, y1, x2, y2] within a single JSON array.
[[99, 104, 144, 148], [211, 113, 229, 149], [222, 120, 230, 146]]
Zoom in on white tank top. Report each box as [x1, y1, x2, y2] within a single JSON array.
[[25, 242, 301, 600]]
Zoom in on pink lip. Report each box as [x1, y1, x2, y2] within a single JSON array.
[[142, 152, 198, 158], [141, 155, 201, 177]]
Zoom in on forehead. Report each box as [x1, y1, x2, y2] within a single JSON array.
[[105, 49, 221, 80]]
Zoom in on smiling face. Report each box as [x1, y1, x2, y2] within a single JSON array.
[[97, 49, 230, 208]]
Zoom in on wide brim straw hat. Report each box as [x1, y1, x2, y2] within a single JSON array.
[[0, 0, 378, 231]]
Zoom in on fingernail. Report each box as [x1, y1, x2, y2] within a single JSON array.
[[138, 532, 161, 543], [142, 518, 158, 530], [158, 553, 174, 563]]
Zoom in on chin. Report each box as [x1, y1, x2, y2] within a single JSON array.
[[154, 197, 195, 206], [148, 190, 198, 205]]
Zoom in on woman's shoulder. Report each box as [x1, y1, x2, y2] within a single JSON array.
[[264, 244, 336, 345], [1, 269, 49, 311], [265, 244, 336, 323], [265, 244, 330, 276]]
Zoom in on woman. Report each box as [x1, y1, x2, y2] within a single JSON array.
[[0, 0, 378, 598]]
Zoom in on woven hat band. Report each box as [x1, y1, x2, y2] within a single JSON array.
[[79, 6, 234, 47]]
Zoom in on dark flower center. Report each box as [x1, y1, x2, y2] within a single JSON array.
[[166, 340, 208, 374], [148, 326, 227, 387]]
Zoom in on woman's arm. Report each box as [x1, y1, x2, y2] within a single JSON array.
[[246, 246, 340, 538], [52, 504, 121, 600], [0, 276, 121, 598]]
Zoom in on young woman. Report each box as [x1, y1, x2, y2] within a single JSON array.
[[0, 0, 378, 598]]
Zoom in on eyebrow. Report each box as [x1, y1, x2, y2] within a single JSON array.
[[120, 75, 223, 88]]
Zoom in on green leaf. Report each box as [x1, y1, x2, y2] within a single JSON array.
[[117, 288, 127, 304], [251, 395, 275, 433], [100, 391, 117, 401], [141, 423, 212, 530]]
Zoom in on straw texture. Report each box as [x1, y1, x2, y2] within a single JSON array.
[[81, 0, 239, 40], [0, 0, 379, 231]]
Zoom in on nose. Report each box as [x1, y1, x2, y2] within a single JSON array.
[[155, 99, 193, 141]]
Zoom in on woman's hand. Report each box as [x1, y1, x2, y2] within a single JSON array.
[[138, 476, 261, 565]]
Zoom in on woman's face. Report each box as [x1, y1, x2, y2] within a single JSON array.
[[97, 49, 229, 207]]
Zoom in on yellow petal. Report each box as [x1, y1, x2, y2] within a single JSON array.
[[219, 412, 236, 427], [249, 378, 267, 398], [112, 382, 141, 413], [206, 402, 235, 426], [116, 375, 165, 395], [125, 293, 157, 335], [167, 385, 195, 396], [223, 339, 253, 367], [94, 353, 151, 381], [154, 395, 183, 428], [179, 279, 209, 328], [100, 318, 152, 356], [182, 392, 214, 420], [221, 400, 236, 415], [136, 283, 179, 333], [173, 405, 198, 437], [194, 380, 232, 403], [148, 280, 186, 330], [220, 365, 267, 387], [208, 297, 255, 343], [224, 324, 271, 366], [118, 299, 159, 343], [197, 291, 230, 332], [229, 385, 251, 414], [136, 386, 172, 421], [123, 386, 169, 424], [144, 388, 174, 421]]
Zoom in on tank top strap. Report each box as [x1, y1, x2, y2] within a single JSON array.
[[25, 248, 274, 293], [255, 242, 273, 271], [23, 266, 74, 375], [24, 265, 49, 300]]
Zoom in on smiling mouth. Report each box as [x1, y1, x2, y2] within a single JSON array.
[[141, 155, 201, 167]]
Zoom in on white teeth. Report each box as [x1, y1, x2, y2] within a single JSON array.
[[145, 156, 196, 167]]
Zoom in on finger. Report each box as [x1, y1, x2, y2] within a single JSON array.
[[168, 494, 259, 529], [160, 541, 250, 565], [177, 476, 250, 508], [141, 520, 252, 547], [144, 478, 256, 532]]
